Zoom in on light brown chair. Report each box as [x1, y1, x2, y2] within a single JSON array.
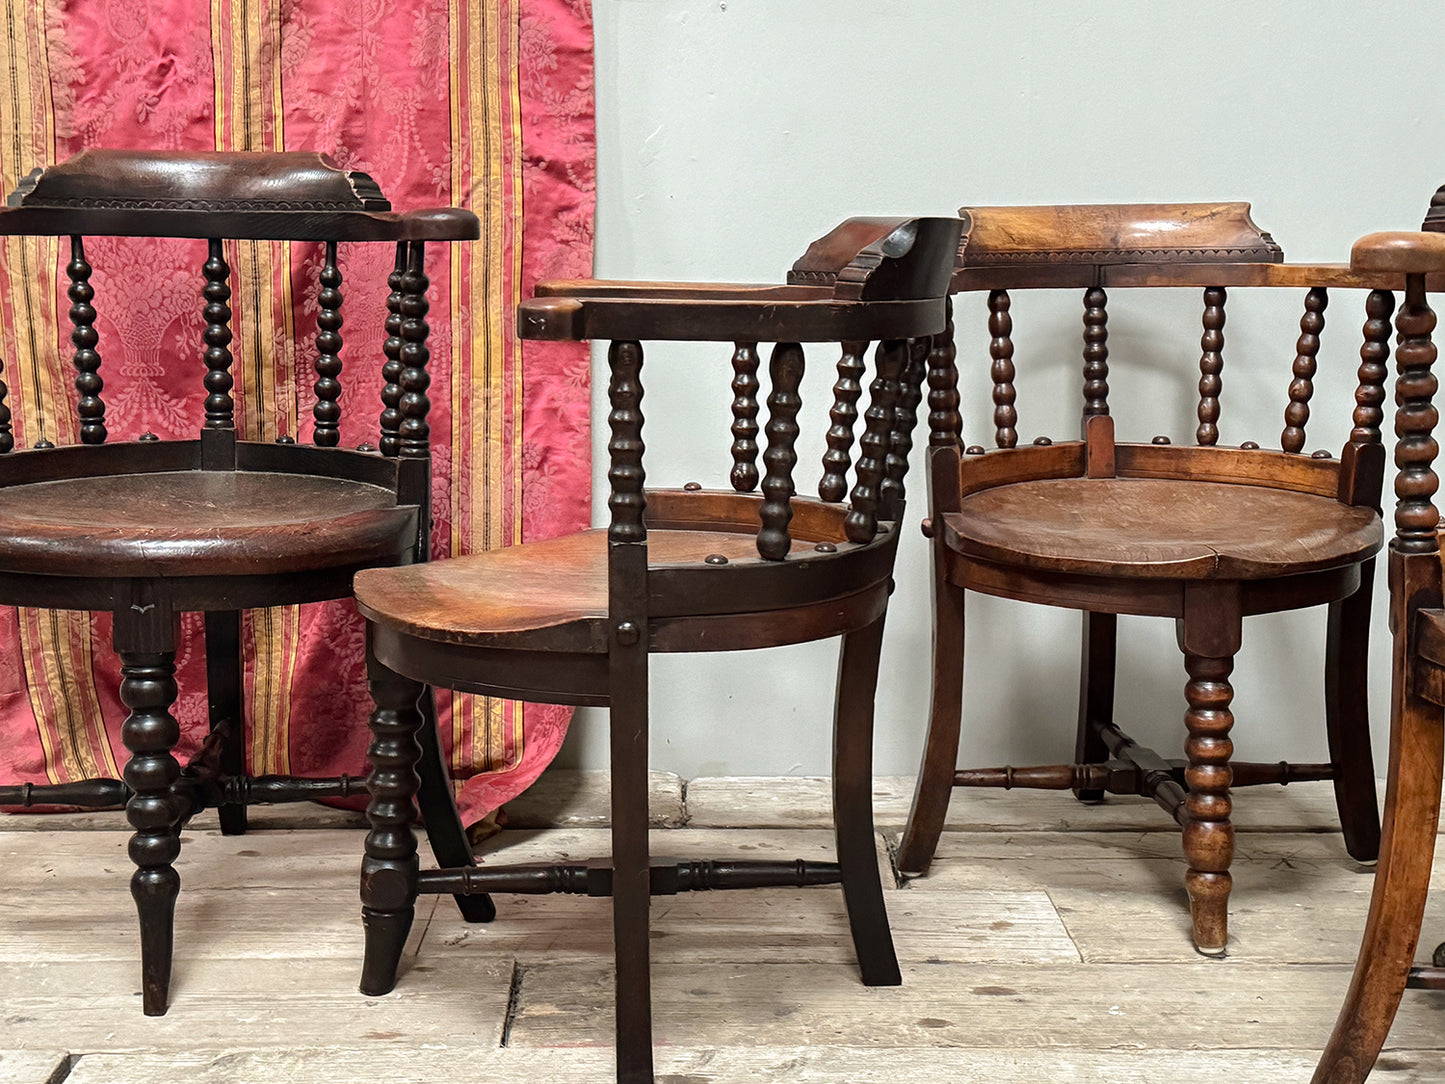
[[898, 202, 1396, 954]]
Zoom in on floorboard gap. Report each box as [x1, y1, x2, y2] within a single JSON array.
[[499, 959, 525, 1048], [45, 1053, 74, 1084]]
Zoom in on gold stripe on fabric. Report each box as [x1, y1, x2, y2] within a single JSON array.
[[32, 2, 117, 787], [211, 0, 224, 146], [16, 614, 60, 783], [448, 0, 464, 559], [3, 0, 114, 786], [505, 0, 526, 761], [217, 0, 298, 776], [445, 0, 468, 774], [247, 608, 275, 773], [472, 0, 503, 771], [2, 0, 57, 773]]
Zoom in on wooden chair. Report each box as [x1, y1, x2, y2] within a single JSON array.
[[352, 215, 962, 1084], [0, 149, 479, 1014], [1313, 228, 1445, 1082], [896, 202, 1399, 955]]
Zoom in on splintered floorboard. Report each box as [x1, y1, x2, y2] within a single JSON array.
[[2, 778, 1442, 1083]]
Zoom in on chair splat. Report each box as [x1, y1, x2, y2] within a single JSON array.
[[728, 340, 761, 493], [201, 238, 234, 431], [312, 239, 344, 447], [66, 234, 105, 445]]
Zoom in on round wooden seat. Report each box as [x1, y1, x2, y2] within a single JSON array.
[[0, 470, 416, 577], [945, 476, 1384, 580], [355, 527, 765, 650]]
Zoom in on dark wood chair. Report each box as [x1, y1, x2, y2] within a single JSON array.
[[352, 215, 962, 1084], [896, 202, 1399, 956], [1313, 227, 1445, 1082], [0, 149, 479, 1015]]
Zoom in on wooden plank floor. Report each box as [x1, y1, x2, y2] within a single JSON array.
[[4, 778, 1445, 1083]]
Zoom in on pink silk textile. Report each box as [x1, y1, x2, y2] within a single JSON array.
[[0, 0, 594, 823]]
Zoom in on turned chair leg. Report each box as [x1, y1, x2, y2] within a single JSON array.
[[1074, 610, 1118, 803], [116, 603, 183, 1017], [204, 610, 247, 836], [359, 643, 425, 997], [897, 578, 965, 875], [834, 614, 902, 986], [609, 651, 653, 1084], [1312, 633, 1444, 1081], [1324, 563, 1382, 862], [415, 687, 496, 924], [1177, 587, 1241, 956]]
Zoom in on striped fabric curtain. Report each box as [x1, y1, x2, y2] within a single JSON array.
[[0, 0, 594, 824]]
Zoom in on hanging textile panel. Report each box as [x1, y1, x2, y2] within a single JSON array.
[[0, 0, 594, 823]]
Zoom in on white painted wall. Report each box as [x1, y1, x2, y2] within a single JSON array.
[[553, 0, 1445, 783]]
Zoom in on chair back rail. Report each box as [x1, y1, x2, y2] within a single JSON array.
[[521, 216, 963, 564], [0, 151, 476, 458], [946, 203, 1400, 464]]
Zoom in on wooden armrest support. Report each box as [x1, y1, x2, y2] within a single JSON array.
[[1351, 231, 1445, 275]]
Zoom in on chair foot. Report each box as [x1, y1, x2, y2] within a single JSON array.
[[835, 616, 902, 987], [1181, 644, 1236, 955], [1186, 870, 1232, 955], [132, 865, 181, 1015], [453, 894, 497, 924], [217, 804, 248, 835], [119, 644, 183, 1017], [360, 631, 424, 997], [359, 906, 414, 996]]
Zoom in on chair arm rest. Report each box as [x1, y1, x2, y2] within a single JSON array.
[[1351, 231, 1445, 275]]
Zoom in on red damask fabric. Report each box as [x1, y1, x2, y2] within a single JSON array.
[[0, 0, 594, 823]]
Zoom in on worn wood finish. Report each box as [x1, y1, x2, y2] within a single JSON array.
[[947, 477, 1381, 580], [1314, 239, 1445, 1084], [357, 215, 962, 1083], [904, 203, 1392, 956], [0, 151, 477, 1015]]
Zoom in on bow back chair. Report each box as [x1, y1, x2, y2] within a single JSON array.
[[897, 202, 1395, 955], [1314, 227, 1445, 1083], [353, 214, 963, 1084], [0, 149, 479, 1014]]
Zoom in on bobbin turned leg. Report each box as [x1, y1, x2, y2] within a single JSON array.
[[116, 598, 183, 1016], [359, 636, 424, 997], [834, 614, 901, 986], [1178, 585, 1241, 956]]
